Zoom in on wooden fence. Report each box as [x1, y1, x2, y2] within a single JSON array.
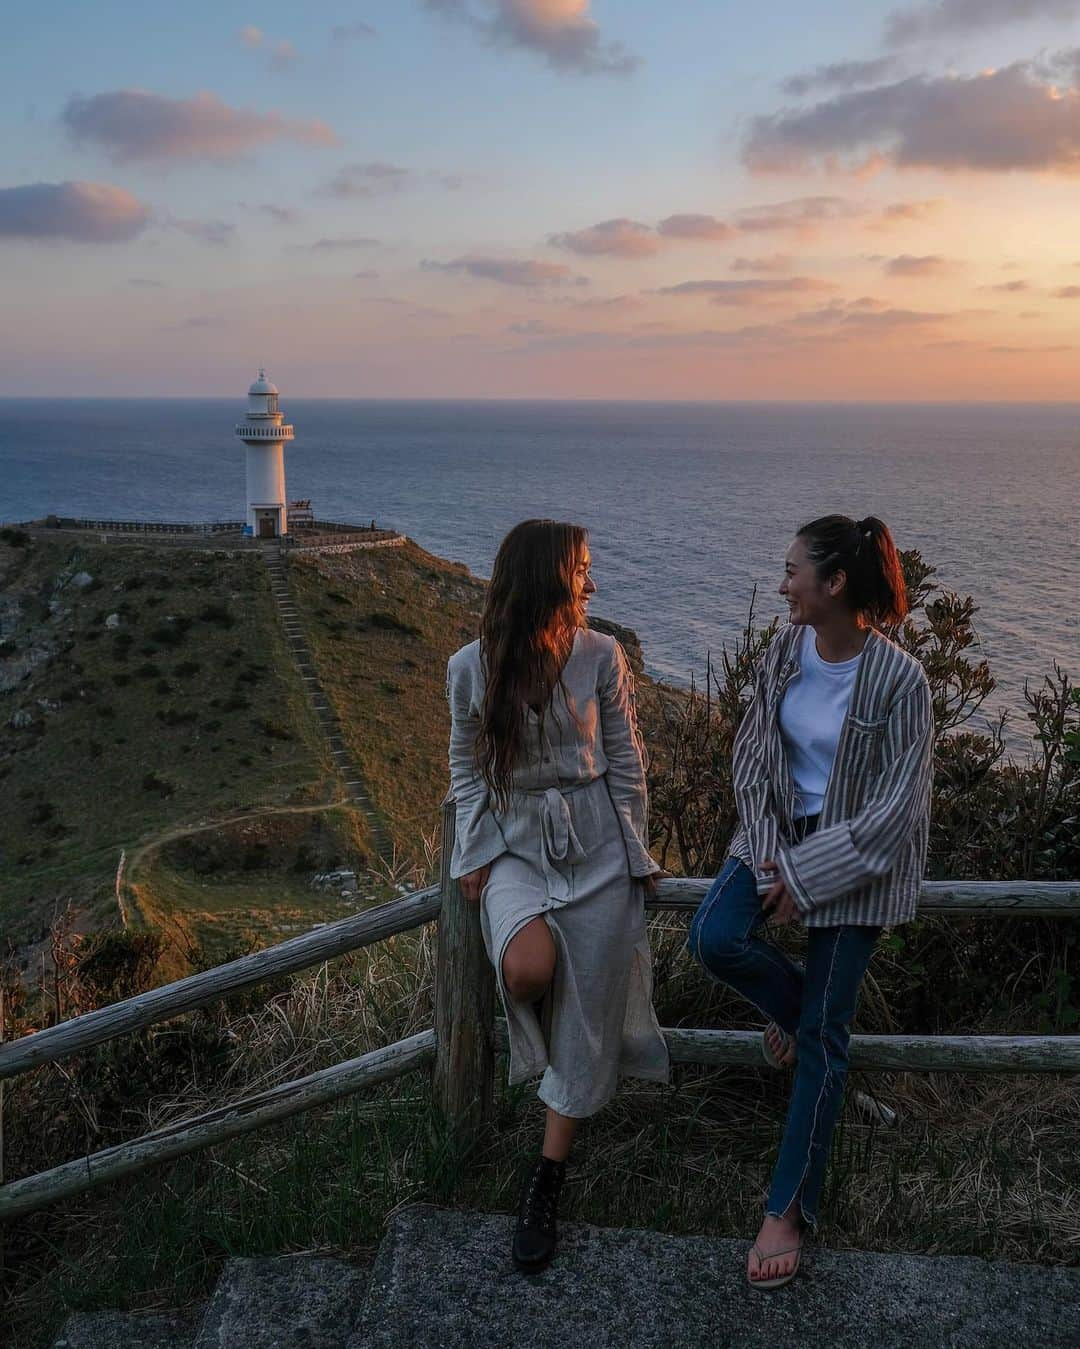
[[0, 800, 1077, 1222]]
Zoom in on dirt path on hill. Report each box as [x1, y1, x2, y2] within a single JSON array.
[[125, 796, 355, 883]]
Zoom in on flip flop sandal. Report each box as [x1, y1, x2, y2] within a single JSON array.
[[761, 1022, 797, 1070], [748, 1241, 803, 1290]]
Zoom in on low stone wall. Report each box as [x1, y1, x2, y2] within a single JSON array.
[[285, 535, 405, 556]]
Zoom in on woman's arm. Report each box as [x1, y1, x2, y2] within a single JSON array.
[[446, 656, 508, 881], [599, 638, 661, 878], [732, 657, 782, 894], [777, 677, 933, 915]]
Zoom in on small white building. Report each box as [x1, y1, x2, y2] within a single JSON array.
[[235, 370, 294, 538]]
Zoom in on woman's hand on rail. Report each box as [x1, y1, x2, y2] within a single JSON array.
[[760, 862, 800, 926], [459, 864, 491, 904], [641, 869, 670, 899]]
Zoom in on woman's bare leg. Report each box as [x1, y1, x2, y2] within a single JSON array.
[[501, 915, 557, 1005], [542, 1109, 580, 1162]]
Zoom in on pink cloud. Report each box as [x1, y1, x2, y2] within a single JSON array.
[[657, 213, 736, 241], [729, 254, 793, 273], [0, 180, 150, 242], [424, 1, 637, 76], [63, 89, 337, 163], [549, 218, 661, 257], [744, 65, 1080, 175]]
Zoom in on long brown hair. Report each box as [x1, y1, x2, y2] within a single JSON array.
[[797, 514, 909, 628], [476, 519, 588, 809]]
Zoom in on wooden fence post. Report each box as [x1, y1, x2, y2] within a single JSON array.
[[433, 799, 495, 1135]]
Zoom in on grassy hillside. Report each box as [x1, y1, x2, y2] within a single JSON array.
[[0, 533, 346, 963]]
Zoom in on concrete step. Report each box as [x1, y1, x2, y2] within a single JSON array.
[[350, 1205, 1080, 1349], [53, 1307, 203, 1348], [195, 1255, 369, 1349]]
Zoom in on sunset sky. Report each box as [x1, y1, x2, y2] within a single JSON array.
[[5, 0, 1080, 398]]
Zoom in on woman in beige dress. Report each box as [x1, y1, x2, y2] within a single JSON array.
[[446, 519, 669, 1273]]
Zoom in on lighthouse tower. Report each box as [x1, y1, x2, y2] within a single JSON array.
[[235, 370, 294, 538]]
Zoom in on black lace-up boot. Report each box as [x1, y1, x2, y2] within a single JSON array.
[[512, 1155, 566, 1273]]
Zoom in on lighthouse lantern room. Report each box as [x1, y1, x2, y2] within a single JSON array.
[[235, 370, 294, 538]]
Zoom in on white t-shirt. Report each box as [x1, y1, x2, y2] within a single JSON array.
[[779, 625, 862, 820]]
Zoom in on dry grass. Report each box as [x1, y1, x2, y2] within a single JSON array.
[[6, 900, 1078, 1347]]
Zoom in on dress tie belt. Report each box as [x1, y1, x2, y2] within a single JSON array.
[[531, 785, 588, 903]]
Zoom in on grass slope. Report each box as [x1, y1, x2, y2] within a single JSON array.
[[0, 535, 340, 958]]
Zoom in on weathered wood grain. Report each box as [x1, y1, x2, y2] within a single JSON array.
[[433, 801, 496, 1133], [0, 888, 441, 1081], [647, 878, 1080, 915], [664, 1028, 1080, 1072], [492, 1021, 1080, 1073], [0, 1030, 435, 1222]]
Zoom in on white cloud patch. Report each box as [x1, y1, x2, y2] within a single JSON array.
[[422, 0, 637, 76], [549, 218, 661, 257], [63, 89, 336, 163], [0, 180, 150, 242], [743, 65, 1080, 175]]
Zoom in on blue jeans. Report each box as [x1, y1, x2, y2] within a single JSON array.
[[688, 856, 879, 1231]]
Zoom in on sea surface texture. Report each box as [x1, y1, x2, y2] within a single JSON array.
[[3, 399, 1077, 744]]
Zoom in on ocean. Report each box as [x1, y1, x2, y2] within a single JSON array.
[[2, 398, 1077, 746]]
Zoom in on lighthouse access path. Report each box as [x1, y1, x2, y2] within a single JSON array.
[[261, 540, 395, 867]]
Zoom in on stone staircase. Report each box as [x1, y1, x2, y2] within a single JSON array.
[[52, 1205, 1080, 1348], [261, 541, 395, 866]]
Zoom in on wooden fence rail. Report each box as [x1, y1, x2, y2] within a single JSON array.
[[0, 887, 440, 1082], [0, 801, 1076, 1223], [0, 1032, 435, 1222]]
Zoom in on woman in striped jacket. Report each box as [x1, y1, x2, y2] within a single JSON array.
[[688, 514, 934, 1290]]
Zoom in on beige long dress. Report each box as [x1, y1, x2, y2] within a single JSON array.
[[446, 628, 670, 1118]]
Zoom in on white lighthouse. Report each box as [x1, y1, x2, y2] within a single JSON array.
[[235, 370, 294, 538]]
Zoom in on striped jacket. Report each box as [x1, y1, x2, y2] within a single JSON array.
[[728, 624, 934, 929]]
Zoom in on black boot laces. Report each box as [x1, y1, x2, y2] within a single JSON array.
[[519, 1162, 563, 1235]]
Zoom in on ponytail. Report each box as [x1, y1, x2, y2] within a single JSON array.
[[797, 514, 908, 628]]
